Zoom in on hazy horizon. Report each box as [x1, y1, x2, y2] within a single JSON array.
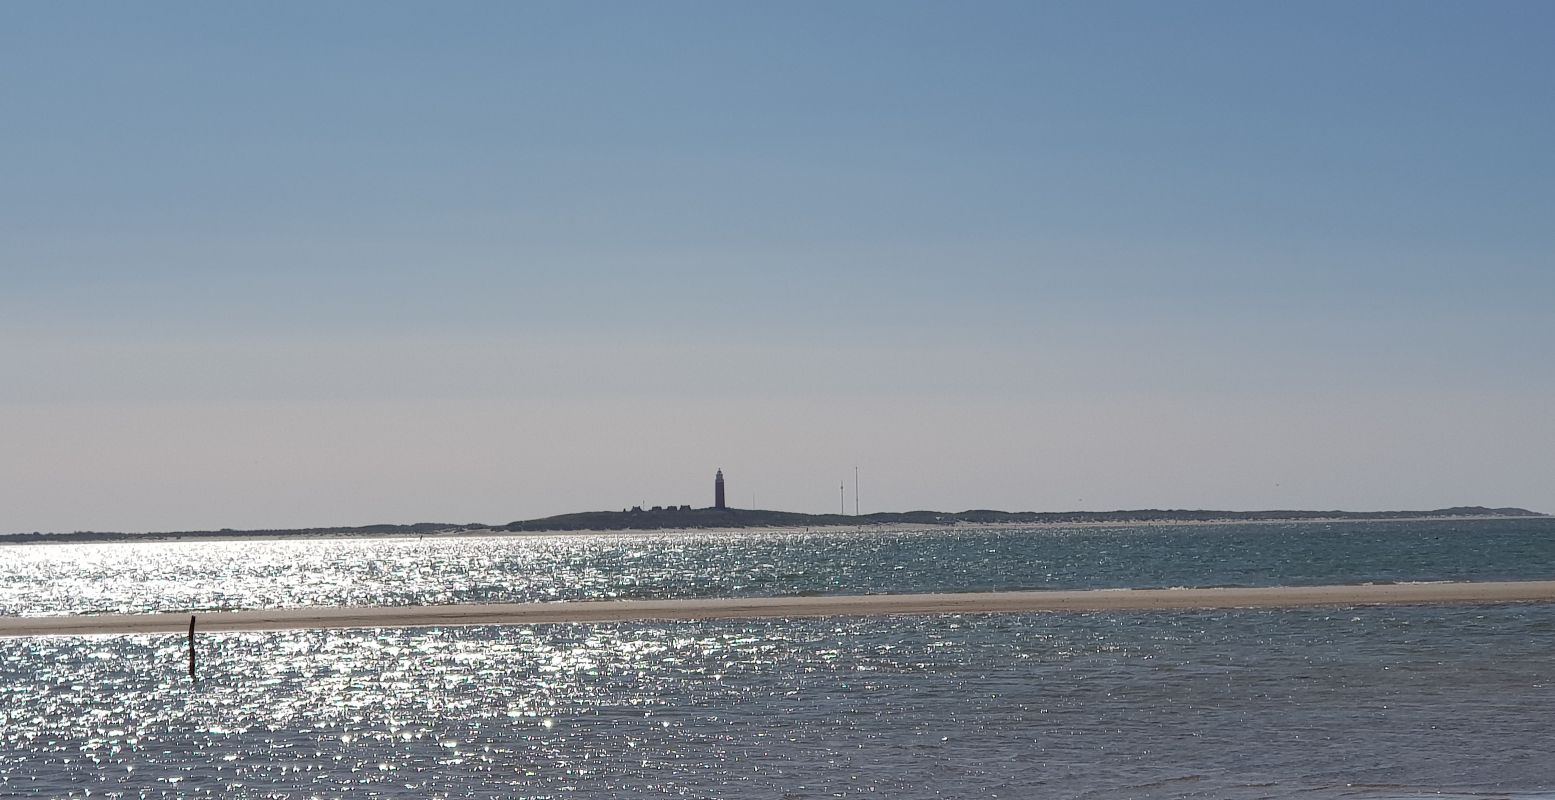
[[4, 2, 1552, 533], [10, 498, 1551, 537]]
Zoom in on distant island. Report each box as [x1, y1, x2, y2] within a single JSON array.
[[500, 505, 1546, 532], [1, 506, 1545, 544]]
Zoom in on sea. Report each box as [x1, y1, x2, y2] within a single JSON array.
[[2, 517, 1554, 799]]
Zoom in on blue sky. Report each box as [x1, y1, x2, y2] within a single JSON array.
[[3, 2, 1552, 531]]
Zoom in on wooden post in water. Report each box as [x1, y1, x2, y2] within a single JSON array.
[[187, 615, 196, 681]]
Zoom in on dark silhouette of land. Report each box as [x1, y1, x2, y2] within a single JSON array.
[[4, 506, 1543, 544], [0, 522, 462, 545], [500, 505, 1545, 532]]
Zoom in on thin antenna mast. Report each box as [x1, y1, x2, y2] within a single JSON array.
[[854, 466, 859, 516], [840, 482, 845, 515]]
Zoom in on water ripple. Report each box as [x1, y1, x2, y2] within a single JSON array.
[[4, 607, 1555, 798], [3, 518, 1554, 616]]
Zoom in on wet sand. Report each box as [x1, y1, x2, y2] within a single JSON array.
[[5, 580, 1555, 636]]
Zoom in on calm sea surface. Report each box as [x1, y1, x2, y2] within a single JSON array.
[[3, 518, 1554, 799], [4, 518, 1555, 616]]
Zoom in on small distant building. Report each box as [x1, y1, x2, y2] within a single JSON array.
[[630, 503, 692, 514], [715, 469, 726, 509]]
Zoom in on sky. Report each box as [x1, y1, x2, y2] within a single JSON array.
[[3, 2, 1552, 532]]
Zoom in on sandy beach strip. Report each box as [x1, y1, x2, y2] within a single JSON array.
[[5, 580, 1555, 637]]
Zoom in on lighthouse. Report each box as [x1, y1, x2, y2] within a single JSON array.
[[714, 469, 726, 509]]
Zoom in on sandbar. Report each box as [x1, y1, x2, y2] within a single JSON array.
[[5, 580, 1555, 637]]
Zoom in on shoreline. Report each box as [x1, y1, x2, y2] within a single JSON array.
[[6, 580, 1555, 637], [3, 514, 1547, 548]]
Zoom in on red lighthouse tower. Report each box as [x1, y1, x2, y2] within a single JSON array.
[[714, 469, 726, 509]]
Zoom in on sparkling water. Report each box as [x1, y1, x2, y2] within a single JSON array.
[[3, 518, 1554, 616], [3, 518, 1554, 798]]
